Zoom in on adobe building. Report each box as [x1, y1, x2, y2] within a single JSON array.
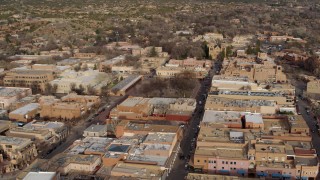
[[4, 70, 55, 92], [110, 97, 196, 122], [0, 87, 32, 110], [9, 103, 39, 122], [39, 94, 100, 120], [0, 136, 38, 173]]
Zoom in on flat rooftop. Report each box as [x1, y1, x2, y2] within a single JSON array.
[[84, 124, 106, 132], [107, 144, 131, 153], [288, 115, 309, 129], [205, 96, 276, 108], [255, 142, 286, 154], [144, 133, 176, 144], [23, 172, 57, 180], [112, 135, 145, 145], [245, 114, 263, 124], [24, 120, 65, 130], [256, 161, 294, 169], [263, 119, 290, 132], [144, 144, 171, 151], [202, 110, 241, 124], [195, 146, 247, 159], [111, 162, 163, 177], [123, 121, 180, 133], [197, 127, 251, 144], [0, 87, 30, 97], [111, 75, 142, 92], [10, 103, 39, 115], [295, 157, 318, 166], [10, 69, 52, 75], [202, 110, 261, 124], [0, 135, 31, 146], [102, 55, 126, 66], [186, 173, 253, 180], [126, 154, 168, 166], [49, 154, 100, 170], [120, 97, 145, 107], [67, 137, 113, 155], [217, 90, 283, 97]]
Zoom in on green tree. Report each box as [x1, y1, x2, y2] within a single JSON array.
[[148, 47, 158, 57]]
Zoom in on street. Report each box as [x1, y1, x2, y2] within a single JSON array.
[[289, 71, 320, 179], [44, 95, 127, 159], [167, 63, 218, 180]]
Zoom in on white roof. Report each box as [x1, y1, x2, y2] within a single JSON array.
[[10, 103, 39, 115], [245, 114, 263, 124], [23, 172, 57, 180]]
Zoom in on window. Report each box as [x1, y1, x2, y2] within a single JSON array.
[[230, 162, 233, 165], [197, 160, 200, 162], [222, 161, 224, 164], [222, 167, 224, 169], [226, 161, 228, 164], [214, 160, 216, 163], [204, 160, 207, 163], [214, 166, 216, 169], [234, 168, 236, 170], [234, 162, 237, 165]]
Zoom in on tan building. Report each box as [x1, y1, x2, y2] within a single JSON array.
[[156, 66, 209, 79], [66, 137, 113, 156], [209, 89, 294, 107], [306, 80, 320, 100], [166, 58, 212, 70], [110, 75, 142, 96], [110, 97, 196, 122], [111, 162, 164, 179], [9, 103, 39, 122], [4, 70, 55, 92], [50, 70, 111, 94], [193, 128, 251, 175], [204, 96, 277, 114], [0, 136, 38, 173], [115, 120, 183, 139], [9, 95, 40, 111], [186, 173, 254, 180], [0, 87, 32, 110], [47, 153, 101, 175], [208, 43, 223, 59], [7, 120, 68, 149], [23, 172, 60, 180], [202, 110, 264, 129], [132, 46, 168, 57], [83, 124, 107, 137], [73, 53, 96, 59], [40, 94, 100, 120], [221, 55, 287, 83]]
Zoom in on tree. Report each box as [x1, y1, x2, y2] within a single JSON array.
[[100, 85, 109, 96], [177, 70, 196, 79], [77, 84, 85, 95], [70, 83, 76, 92], [31, 82, 40, 94], [74, 65, 81, 72], [148, 47, 158, 57], [81, 64, 88, 71], [5, 34, 11, 43], [87, 85, 96, 95], [44, 83, 53, 95]]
